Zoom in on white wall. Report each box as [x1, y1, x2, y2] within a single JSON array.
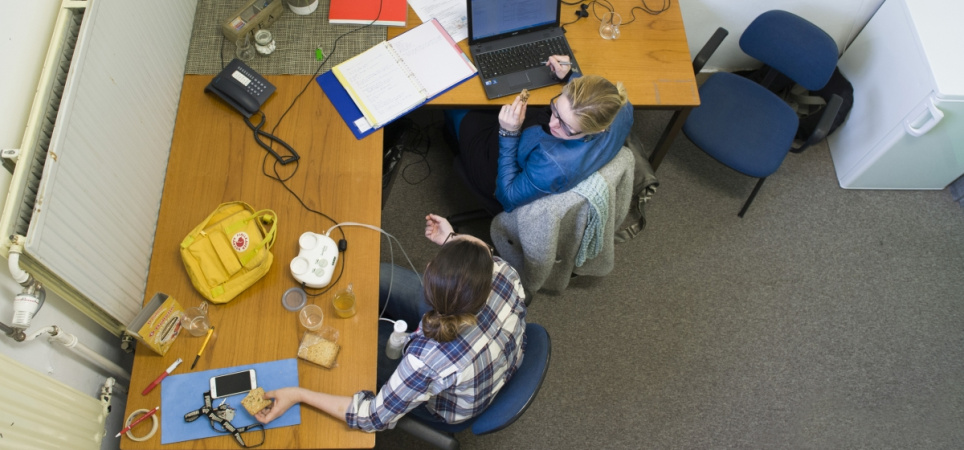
[[680, 0, 884, 71], [0, 2, 131, 450]]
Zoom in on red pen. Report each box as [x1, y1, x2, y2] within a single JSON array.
[[116, 406, 159, 438], [141, 358, 182, 395]]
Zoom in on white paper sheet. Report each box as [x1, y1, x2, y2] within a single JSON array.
[[407, 0, 469, 42]]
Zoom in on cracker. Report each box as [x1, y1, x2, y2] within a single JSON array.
[[298, 338, 340, 368], [241, 387, 272, 416], [519, 89, 530, 103]]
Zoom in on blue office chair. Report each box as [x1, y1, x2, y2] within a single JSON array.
[[682, 10, 843, 217], [395, 322, 552, 450]]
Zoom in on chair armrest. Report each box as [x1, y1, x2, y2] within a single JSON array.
[[791, 93, 843, 153], [396, 417, 460, 450], [693, 28, 729, 74]]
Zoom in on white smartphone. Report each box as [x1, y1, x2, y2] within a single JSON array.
[[210, 369, 257, 399]]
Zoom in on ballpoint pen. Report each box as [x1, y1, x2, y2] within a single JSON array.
[[141, 357, 182, 395], [191, 326, 215, 370], [116, 406, 159, 438], [541, 60, 572, 66]]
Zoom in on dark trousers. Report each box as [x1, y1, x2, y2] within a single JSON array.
[[447, 107, 552, 210]]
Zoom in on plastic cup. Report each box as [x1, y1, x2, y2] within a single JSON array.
[[299, 304, 324, 331]]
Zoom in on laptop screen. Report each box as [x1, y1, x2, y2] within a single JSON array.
[[468, 0, 559, 42]]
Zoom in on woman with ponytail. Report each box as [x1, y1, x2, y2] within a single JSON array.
[[256, 214, 527, 433]]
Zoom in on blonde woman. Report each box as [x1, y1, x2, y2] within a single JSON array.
[[447, 55, 633, 212]]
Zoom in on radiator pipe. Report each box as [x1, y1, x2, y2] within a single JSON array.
[[0, 320, 19, 337], [6, 237, 42, 339], [25, 325, 131, 389], [8, 236, 31, 285]]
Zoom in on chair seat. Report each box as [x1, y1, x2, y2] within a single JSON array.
[[405, 322, 551, 436], [683, 72, 799, 178]]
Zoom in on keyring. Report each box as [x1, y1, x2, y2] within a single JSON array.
[[125, 408, 159, 442]]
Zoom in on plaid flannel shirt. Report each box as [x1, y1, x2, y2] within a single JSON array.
[[345, 257, 527, 431]]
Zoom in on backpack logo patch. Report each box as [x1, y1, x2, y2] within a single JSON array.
[[232, 232, 250, 252]]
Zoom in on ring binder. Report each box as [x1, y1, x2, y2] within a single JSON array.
[[318, 19, 478, 139]]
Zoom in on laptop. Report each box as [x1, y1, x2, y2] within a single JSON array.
[[467, 0, 582, 99]]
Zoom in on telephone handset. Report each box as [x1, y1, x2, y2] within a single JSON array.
[[205, 58, 276, 118]]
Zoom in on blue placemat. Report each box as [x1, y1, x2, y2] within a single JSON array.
[[161, 358, 301, 444]]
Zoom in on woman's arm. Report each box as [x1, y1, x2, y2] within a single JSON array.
[[254, 387, 352, 424], [494, 138, 556, 212]]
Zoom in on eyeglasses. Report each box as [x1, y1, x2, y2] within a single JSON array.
[[550, 94, 583, 137], [443, 232, 495, 257]]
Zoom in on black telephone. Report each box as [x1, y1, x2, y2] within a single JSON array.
[[205, 59, 299, 164], [205, 58, 276, 118]]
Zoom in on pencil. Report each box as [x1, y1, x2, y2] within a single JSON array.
[[190, 326, 214, 370], [116, 406, 159, 437]]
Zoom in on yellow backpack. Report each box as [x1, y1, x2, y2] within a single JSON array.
[[180, 202, 277, 303]]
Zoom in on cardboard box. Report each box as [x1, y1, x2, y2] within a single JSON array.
[[127, 293, 184, 355]]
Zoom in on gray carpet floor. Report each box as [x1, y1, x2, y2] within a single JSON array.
[[372, 109, 964, 449]]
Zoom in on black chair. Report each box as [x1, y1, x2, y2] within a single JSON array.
[[682, 11, 843, 217], [395, 322, 551, 450]]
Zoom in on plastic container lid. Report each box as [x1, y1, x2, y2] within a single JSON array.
[[282, 287, 307, 311]]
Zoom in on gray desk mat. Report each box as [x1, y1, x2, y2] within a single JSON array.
[[186, 0, 388, 75]]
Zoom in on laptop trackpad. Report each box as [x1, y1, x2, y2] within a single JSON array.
[[507, 72, 530, 89]]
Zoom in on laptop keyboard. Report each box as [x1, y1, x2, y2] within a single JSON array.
[[476, 36, 570, 79]]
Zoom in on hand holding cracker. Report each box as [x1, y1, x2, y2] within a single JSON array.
[[242, 387, 274, 416]]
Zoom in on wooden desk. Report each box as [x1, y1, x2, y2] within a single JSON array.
[[388, 0, 697, 169], [122, 75, 381, 449]]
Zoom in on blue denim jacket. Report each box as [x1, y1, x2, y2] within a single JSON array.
[[495, 101, 634, 212]]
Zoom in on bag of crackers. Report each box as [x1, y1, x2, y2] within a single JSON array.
[[298, 327, 340, 369]]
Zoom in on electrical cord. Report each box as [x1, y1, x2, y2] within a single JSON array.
[[560, 0, 671, 27], [245, 111, 300, 164], [324, 222, 422, 319]]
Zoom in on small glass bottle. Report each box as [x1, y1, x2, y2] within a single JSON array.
[[254, 29, 276, 56], [385, 319, 409, 360]]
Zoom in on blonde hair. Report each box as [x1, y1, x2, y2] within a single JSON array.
[[561, 75, 628, 134]]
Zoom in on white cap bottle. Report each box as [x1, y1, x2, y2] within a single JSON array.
[[386, 319, 409, 360]]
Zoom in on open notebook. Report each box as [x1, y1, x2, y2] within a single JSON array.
[[319, 19, 477, 139]]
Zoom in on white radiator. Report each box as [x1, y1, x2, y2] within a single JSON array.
[[0, 353, 111, 450], [0, 0, 198, 334]]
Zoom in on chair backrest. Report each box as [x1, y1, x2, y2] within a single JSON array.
[[739, 10, 838, 91], [471, 322, 551, 435], [490, 147, 636, 293]]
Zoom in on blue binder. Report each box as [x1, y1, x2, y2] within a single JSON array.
[[317, 19, 478, 140]]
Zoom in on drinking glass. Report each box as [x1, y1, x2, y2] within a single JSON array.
[[599, 12, 622, 40], [180, 303, 211, 337], [332, 283, 356, 318], [236, 34, 256, 61]]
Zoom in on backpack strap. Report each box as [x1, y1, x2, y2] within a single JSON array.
[[615, 133, 658, 243]]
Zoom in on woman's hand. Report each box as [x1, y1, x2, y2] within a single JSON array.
[[498, 93, 528, 133], [425, 214, 454, 246], [254, 387, 303, 424], [546, 55, 572, 80]]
